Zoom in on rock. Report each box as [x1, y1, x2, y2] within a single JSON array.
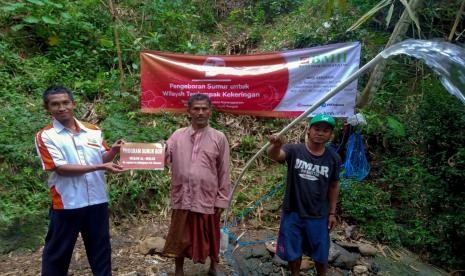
[[272, 254, 287, 267], [245, 258, 261, 273], [300, 258, 314, 270], [337, 241, 359, 250], [358, 244, 377, 256], [251, 245, 269, 259], [355, 258, 373, 269], [327, 267, 346, 276], [121, 272, 139, 276], [240, 247, 254, 259], [370, 262, 380, 274], [138, 237, 165, 255], [265, 241, 276, 254], [332, 250, 360, 270], [344, 225, 356, 239], [353, 265, 368, 275], [258, 262, 273, 275], [145, 266, 157, 276], [328, 242, 342, 263], [331, 241, 361, 269], [231, 250, 250, 275], [330, 232, 344, 241]]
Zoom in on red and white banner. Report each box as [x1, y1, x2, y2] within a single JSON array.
[[140, 42, 360, 117]]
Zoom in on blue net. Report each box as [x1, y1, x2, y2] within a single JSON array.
[[343, 132, 370, 181]]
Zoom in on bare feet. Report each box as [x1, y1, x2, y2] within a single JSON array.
[[174, 257, 184, 276], [208, 261, 226, 276], [207, 269, 226, 276]]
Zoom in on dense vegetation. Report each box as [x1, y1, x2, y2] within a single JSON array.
[[1, 0, 464, 271]]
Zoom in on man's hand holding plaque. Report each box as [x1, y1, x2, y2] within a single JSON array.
[[120, 142, 165, 170]]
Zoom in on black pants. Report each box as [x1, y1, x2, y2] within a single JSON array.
[[41, 202, 111, 276]]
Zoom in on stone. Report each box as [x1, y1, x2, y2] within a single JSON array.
[[341, 269, 350, 276], [138, 237, 165, 255], [300, 258, 315, 270], [240, 247, 254, 259], [353, 265, 368, 275], [332, 251, 360, 270], [231, 251, 250, 275], [265, 241, 276, 254], [370, 262, 380, 274], [344, 225, 356, 238], [121, 272, 139, 276], [245, 258, 261, 273], [337, 241, 360, 250], [328, 242, 343, 263], [272, 254, 287, 267], [259, 262, 273, 275], [145, 266, 157, 276], [251, 245, 269, 259], [358, 244, 377, 256], [327, 267, 346, 276], [330, 232, 344, 241]]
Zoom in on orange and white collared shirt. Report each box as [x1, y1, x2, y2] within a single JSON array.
[[35, 118, 110, 209]]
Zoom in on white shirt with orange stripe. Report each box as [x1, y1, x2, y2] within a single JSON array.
[[35, 118, 110, 210]]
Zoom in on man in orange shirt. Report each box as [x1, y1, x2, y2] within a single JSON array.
[[35, 85, 125, 275]]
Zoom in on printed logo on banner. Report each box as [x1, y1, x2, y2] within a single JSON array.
[[203, 57, 226, 77], [298, 52, 348, 66]]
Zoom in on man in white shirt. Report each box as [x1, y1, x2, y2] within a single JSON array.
[[35, 85, 125, 276]]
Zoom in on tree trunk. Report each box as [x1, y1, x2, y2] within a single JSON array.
[[356, 0, 424, 108], [108, 0, 126, 93], [448, 0, 465, 41]]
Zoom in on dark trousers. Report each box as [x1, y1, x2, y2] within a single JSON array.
[[41, 202, 111, 276]]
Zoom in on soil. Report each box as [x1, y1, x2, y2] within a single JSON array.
[[0, 215, 235, 276], [0, 215, 448, 276]]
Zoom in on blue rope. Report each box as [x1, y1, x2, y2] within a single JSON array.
[[223, 182, 285, 247], [222, 227, 277, 247], [225, 182, 285, 229]]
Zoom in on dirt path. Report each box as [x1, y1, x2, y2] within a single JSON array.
[[1, 216, 449, 276], [0, 216, 234, 276]]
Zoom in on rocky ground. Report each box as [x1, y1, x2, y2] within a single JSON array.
[[0, 214, 237, 276], [0, 215, 448, 276]]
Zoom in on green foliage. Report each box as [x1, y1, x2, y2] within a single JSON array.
[[238, 135, 256, 156], [1, 0, 464, 270], [257, 0, 363, 52], [229, 165, 286, 226], [0, 163, 49, 253], [340, 181, 401, 244], [256, 0, 305, 22], [362, 69, 465, 268]]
